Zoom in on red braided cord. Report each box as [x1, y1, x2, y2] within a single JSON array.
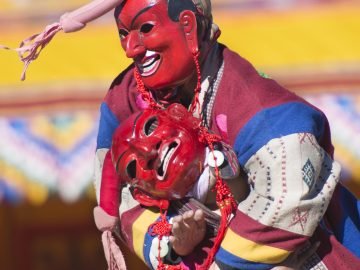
[[189, 51, 202, 114], [198, 126, 221, 147], [134, 68, 163, 110], [198, 126, 237, 207], [133, 53, 201, 114], [133, 51, 236, 270], [134, 66, 187, 270]]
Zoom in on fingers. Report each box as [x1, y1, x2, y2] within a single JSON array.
[[194, 209, 205, 222], [169, 210, 207, 256], [172, 218, 184, 236], [169, 235, 175, 244], [183, 210, 195, 221], [172, 214, 184, 224], [170, 210, 204, 242]]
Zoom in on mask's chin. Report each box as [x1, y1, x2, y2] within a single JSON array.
[[132, 187, 169, 210], [137, 50, 161, 77]]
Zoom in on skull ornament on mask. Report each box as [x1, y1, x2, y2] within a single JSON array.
[[111, 103, 206, 207]]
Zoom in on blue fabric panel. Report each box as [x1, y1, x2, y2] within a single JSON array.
[[335, 185, 360, 258], [143, 229, 155, 269], [234, 102, 326, 166], [96, 102, 120, 149], [216, 247, 275, 270]]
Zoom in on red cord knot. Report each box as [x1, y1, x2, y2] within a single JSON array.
[[198, 126, 221, 148], [157, 263, 183, 270], [148, 211, 172, 240]]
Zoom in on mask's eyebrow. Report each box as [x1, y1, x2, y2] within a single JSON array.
[[115, 151, 126, 174], [130, 4, 155, 29]]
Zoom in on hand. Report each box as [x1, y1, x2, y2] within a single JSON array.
[[169, 209, 206, 256]]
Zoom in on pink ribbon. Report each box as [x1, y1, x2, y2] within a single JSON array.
[[1, 22, 62, 81]]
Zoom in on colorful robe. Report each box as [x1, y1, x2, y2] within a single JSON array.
[[94, 44, 360, 269]]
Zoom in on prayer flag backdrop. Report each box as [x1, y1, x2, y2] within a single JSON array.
[[1, 0, 359, 204]]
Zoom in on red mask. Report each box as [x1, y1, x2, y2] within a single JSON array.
[[111, 104, 205, 206], [116, 0, 196, 91]]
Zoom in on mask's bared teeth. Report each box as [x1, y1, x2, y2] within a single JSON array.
[[145, 50, 156, 58], [157, 141, 178, 180], [140, 51, 157, 66], [142, 56, 156, 68], [140, 55, 161, 77], [163, 147, 175, 176]]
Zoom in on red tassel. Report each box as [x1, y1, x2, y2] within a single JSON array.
[[200, 198, 235, 270], [197, 125, 237, 269]]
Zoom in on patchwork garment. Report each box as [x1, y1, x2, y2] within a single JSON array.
[[94, 45, 360, 269]]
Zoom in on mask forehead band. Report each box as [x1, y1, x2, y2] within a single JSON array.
[[114, 0, 156, 22]]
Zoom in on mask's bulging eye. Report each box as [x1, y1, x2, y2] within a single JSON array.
[[126, 160, 137, 179], [140, 23, 154, 34], [144, 117, 158, 136]]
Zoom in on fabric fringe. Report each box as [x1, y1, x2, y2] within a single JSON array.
[[102, 230, 127, 270]]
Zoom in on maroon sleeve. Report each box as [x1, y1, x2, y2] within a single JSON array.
[[104, 63, 142, 123]]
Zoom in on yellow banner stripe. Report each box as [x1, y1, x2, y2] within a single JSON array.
[[221, 228, 291, 264], [132, 209, 159, 262]]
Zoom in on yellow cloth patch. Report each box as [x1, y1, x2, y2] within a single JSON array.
[[132, 209, 159, 262], [221, 228, 291, 264]]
